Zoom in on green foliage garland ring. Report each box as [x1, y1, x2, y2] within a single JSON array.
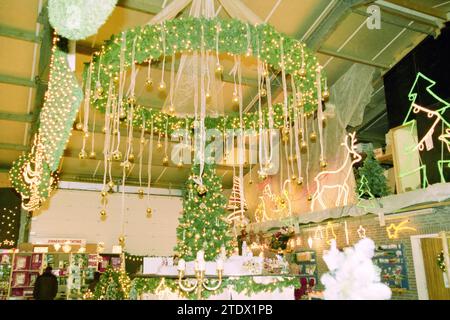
[[87, 17, 326, 115]]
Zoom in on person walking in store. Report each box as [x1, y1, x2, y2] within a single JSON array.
[[33, 266, 58, 300]]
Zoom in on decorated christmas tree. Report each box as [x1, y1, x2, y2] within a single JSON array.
[[357, 149, 390, 198], [93, 266, 131, 300], [174, 164, 233, 261]]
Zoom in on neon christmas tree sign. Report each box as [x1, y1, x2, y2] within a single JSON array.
[[402, 72, 449, 184]]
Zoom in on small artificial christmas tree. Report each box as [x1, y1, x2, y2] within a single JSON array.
[[174, 164, 233, 261], [93, 266, 131, 300], [357, 149, 390, 198]]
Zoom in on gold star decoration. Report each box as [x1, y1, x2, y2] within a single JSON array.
[[386, 220, 416, 239]]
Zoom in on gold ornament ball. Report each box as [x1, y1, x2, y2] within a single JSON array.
[[187, 232, 193, 238], [310, 132, 317, 143], [113, 75, 119, 84], [140, 138, 146, 144], [101, 191, 108, 198], [127, 95, 137, 105], [291, 175, 297, 181], [162, 155, 169, 166], [75, 122, 83, 131], [320, 160, 328, 169], [108, 180, 115, 190], [138, 189, 145, 199], [146, 208, 152, 218], [297, 179, 303, 186], [113, 151, 122, 161], [197, 184, 207, 195], [168, 105, 175, 114], [158, 81, 167, 93], [299, 68, 307, 77], [232, 94, 239, 106], [89, 151, 96, 159], [100, 209, 107, 218], [195, 234, 201, 240], [118, 236, 125, 246], [145, 78, 153, 89], [119, 110, 127, 120], [177, 161, 183, 168], [205, 92, 211, 102], [248, 180, 253, 185], [78, 150, 87, 160], [215, 63, 223, 75], [157, 142, 163, 150], [307, 195, 312, 201], [260, 88, 267, 98], [128, 153, 135, 162], [322, 89, 330, 101], [300, 141, 308, 153], [102, 126, 107, 134], [95, 86, 104, 97]]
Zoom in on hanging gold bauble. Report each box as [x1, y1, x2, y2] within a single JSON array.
[[177, 161, 183, 168], [168, 105, 175, 114], [119, 110, 127, 120], [299, 68, 307, 77], [158, 81, 166, 93], [322, 89, 330, 101], [89, 151, 96, 159], [320, 160, 328, 169], [118, 236, 125, 247], [248, 180, 253, 185], [112, 151, 122, 161], [157, 142, 163, 150], [310, 132, 317, 143], [145, 78, 153, 89], [260, 88, 267, 98], [100, 209, 107, 218], [75, 122, 83, 131], [128, 153, 135, 162], [197, 184, 207, 195], [127, 95, 136, 105], [140, 138, 146, 144], [232, 93, 239, 106], [121, 161, 131, 170], [259, 173, 268, 181], [102, 126, 107, 134], [215, 63, 223, 75], [138, 189, 145, 199], [78, 150, 87, 160], [162, 155, 169, 166], [195, 234, 201, 240], [95, 85, 104, 97], [113, 75, 119, 84], [297, 179, 303, 186], [300, 141, 308, 153], [108, 180, 115, 190], [101, 191, 108, 198], [205, 92, 211, 102], [187, 232, 193, 238], [307, 195, 312, 201], [291, 175, 297, 181], [146, 208, 152, 218]]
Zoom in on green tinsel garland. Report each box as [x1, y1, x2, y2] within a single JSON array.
[[129, 276, 299, 300], [86, 17, 326, 115]]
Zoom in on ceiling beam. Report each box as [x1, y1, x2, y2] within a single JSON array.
[[27, 2, 53, 147], [0, 143, 28, 151], [0, 24, 41, 43], [0, 112, 34, 123], [317, 48, 390, 69], [116, 0, 163, 15], [383, 0, 448, 20], [0, 74, 36, 88], [352, 8, 436, 37], [304, 0, 368, 51]]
